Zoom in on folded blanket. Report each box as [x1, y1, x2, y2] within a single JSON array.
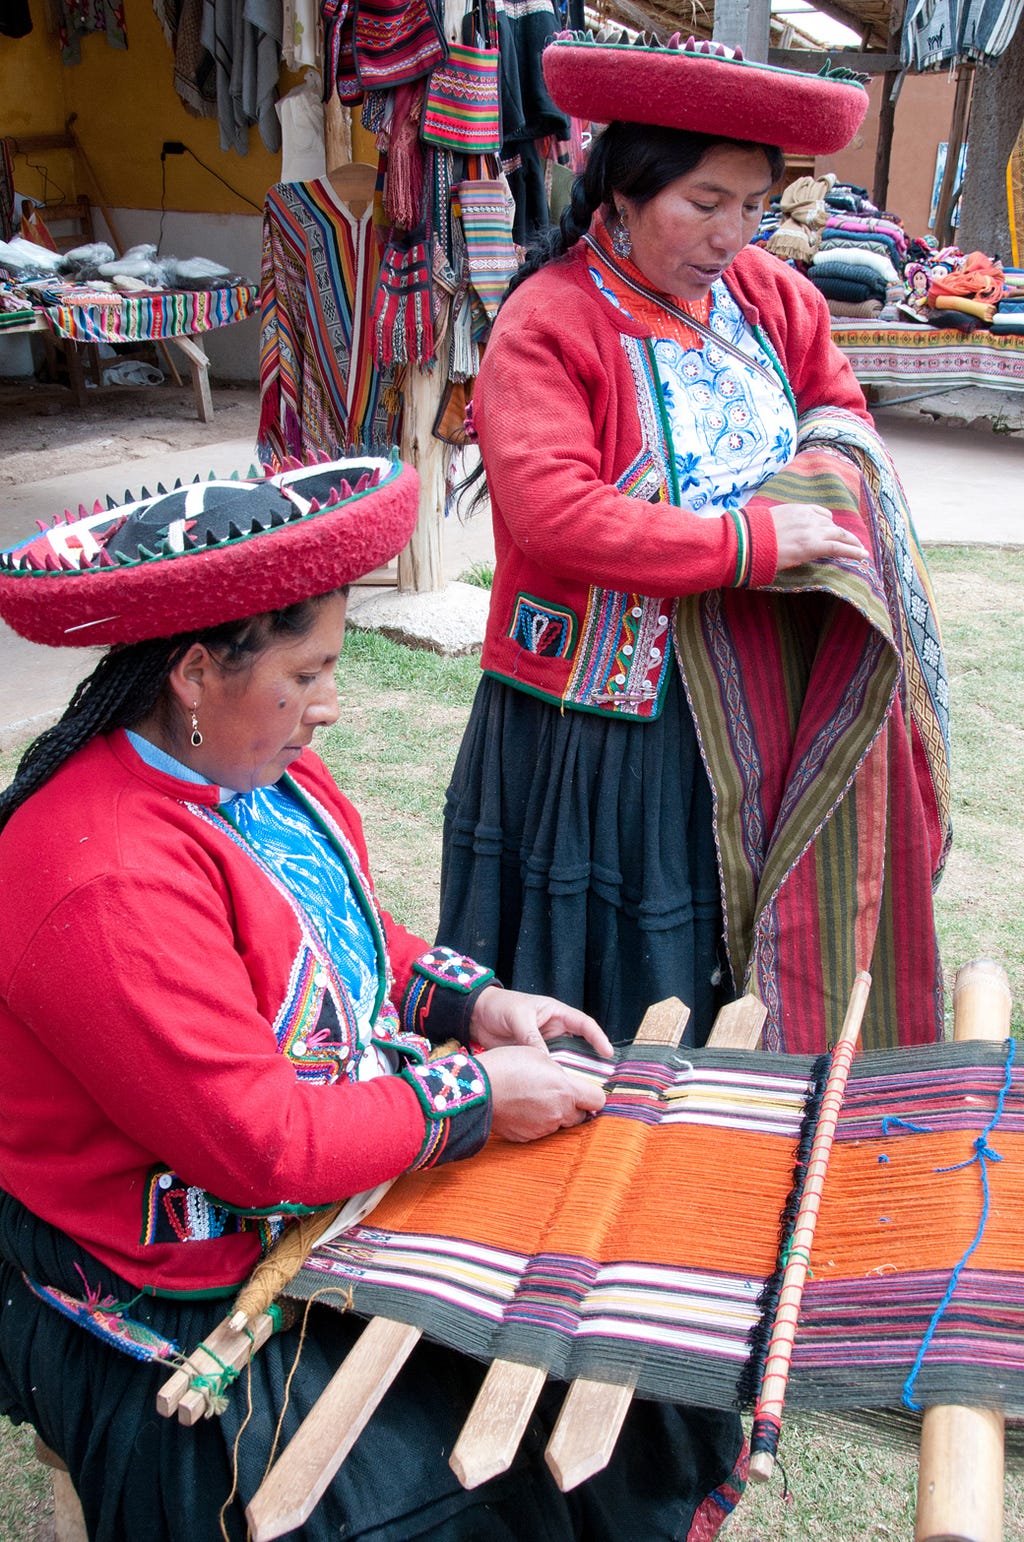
[[812, 246, 899, 284], [826, 297, 885, 318]]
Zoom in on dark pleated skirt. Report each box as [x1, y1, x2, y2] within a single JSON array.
[[0, 1191, 743, 1541], [438, 666, 730, 1046]]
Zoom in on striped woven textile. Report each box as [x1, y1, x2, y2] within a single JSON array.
[[677, 409, 951, 1054], [42, 284, 257, 344], [258, 178, 400, 460], [286, 1039, 1024, 1437], [831, 321, 1024, 393], [456, 179, 518, 321]]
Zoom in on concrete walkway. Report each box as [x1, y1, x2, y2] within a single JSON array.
[[1, 407, 1021, 751]]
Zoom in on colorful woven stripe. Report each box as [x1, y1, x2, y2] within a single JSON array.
[[832, 321, 1024, 392], [287, 1040, 1024, 1428], [676, 411, 949, 1054], [456, 180, 517, 321], [43, 284, 256, 344], [421, 43, 502, 153], [26, 1276, 180, 1364]]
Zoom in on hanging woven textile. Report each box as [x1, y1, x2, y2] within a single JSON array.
[[353, 0, 447, 91], [456, 176, 518, 321], [901, 0, 1024, 68], [320, 0, 360, 104], [370, 224, 435, 367]]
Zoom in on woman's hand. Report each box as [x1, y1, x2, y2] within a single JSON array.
[[477, 1044, 606, 1142], [770, 503, 869, 571], [469, 985, 614, 1058]]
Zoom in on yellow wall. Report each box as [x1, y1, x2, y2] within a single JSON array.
[[1, 0, 303, 216]]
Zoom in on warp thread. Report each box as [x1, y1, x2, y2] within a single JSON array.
[[899, 1037, 1016, 1412]]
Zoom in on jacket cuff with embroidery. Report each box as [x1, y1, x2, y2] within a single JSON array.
[[400, 1052, 493, 1168], [401, 946, 498, 1048]]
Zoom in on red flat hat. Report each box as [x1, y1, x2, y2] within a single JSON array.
[[543, 31, 869, 157], [0, 453, 419, 647]]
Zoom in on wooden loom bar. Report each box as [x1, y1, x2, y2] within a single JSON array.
[[448, 993, 709, 1490], [914, 958, 1011, 1542], [538, 992, 768, 1491], [156, 1310, 278, 1424], [747, 969, 871, 1483], [246, 1317, 423, 1540]]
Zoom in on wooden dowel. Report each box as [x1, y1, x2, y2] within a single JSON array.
[[535, 994, 763, 1493], [748, 970, 871, 1483], [544, 1378, 636, 1492], [449, 1360, 549, 1488], [914, 959, 1011, 1542], [245, 1318, 422, 1541], [156, 1310, 278, 1422]]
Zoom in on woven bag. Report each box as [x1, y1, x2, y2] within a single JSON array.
[[353, 0, 447, 91], [421, 41, 501, 154]]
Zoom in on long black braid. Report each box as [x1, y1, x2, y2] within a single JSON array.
[[0, 595, 338, 834]]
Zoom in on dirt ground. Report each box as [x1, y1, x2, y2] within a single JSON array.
[[0, 379, 262, 490], [0, 370, 1021, 494]]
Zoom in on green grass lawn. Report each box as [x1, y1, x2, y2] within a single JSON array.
[[0, 545, 1021, 1538]]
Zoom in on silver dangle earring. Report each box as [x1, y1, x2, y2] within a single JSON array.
[[611, 208, 632, 261], [190, 706, 203, 748]]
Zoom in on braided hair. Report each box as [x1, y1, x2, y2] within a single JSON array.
[[505, 122, 785, 300], [0, 593, 340, 834]]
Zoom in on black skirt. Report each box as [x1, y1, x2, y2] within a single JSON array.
[[437, 666, 730, 1045], [0, 1191, 744, 1540]]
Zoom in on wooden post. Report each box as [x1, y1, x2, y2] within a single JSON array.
[[394, 0, 469, 595], [914, 960, 1010, 1542], [713, 0, 772, 61], [933, 64, 974, 246]]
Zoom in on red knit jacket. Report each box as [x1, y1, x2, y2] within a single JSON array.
[[0, 733, 494, 1293], [473, 239, 871, 717]]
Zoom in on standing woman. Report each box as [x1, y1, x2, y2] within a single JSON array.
[[438, 34, 952, 1053]]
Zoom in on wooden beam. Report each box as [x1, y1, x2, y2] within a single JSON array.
[[933, 63, 974, 245], [768, 47, 899, 72], [914, 959, 1010, 1542], [713, 0, 772, 61]]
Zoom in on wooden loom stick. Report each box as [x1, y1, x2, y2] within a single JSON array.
[[748, 969, 871, 1484], [541, 992, 769, 1492], [915, 958, 1011, 1542], [156, 1310, 279, 1424], [246, 1317, 423, 1542], [447, 993, 696, 1489]]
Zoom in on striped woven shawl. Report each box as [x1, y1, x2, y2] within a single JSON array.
[[677, 409, 951, 1053]]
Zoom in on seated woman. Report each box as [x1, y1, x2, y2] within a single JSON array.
[[438, 34, 952, 1055], [0, 457, 742, 1539]]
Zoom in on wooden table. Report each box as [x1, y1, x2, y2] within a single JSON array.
[[4, 284, 257, 423], [831, 320, 1024, 406]]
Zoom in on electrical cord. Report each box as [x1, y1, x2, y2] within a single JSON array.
[[160, 141, 263, 214]]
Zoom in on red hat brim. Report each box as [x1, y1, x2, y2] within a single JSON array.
[[542, 36, 868, 157], [0, 459, 419, 648]]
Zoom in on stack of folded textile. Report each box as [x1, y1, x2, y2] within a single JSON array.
[[992, 267, 1024, 335], [807, 209, 908, 318]]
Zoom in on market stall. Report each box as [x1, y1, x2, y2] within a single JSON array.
[[3, 281, 257, 420], [830, 318, 1024, 401]]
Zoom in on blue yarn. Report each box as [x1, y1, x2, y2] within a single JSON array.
[[901, 1037, 1016, 1412], [880, 1116, 933, 1135]]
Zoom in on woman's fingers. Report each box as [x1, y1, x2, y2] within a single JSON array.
[[771, 502, 869, 570], [478, 1046, 606, 1143]]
